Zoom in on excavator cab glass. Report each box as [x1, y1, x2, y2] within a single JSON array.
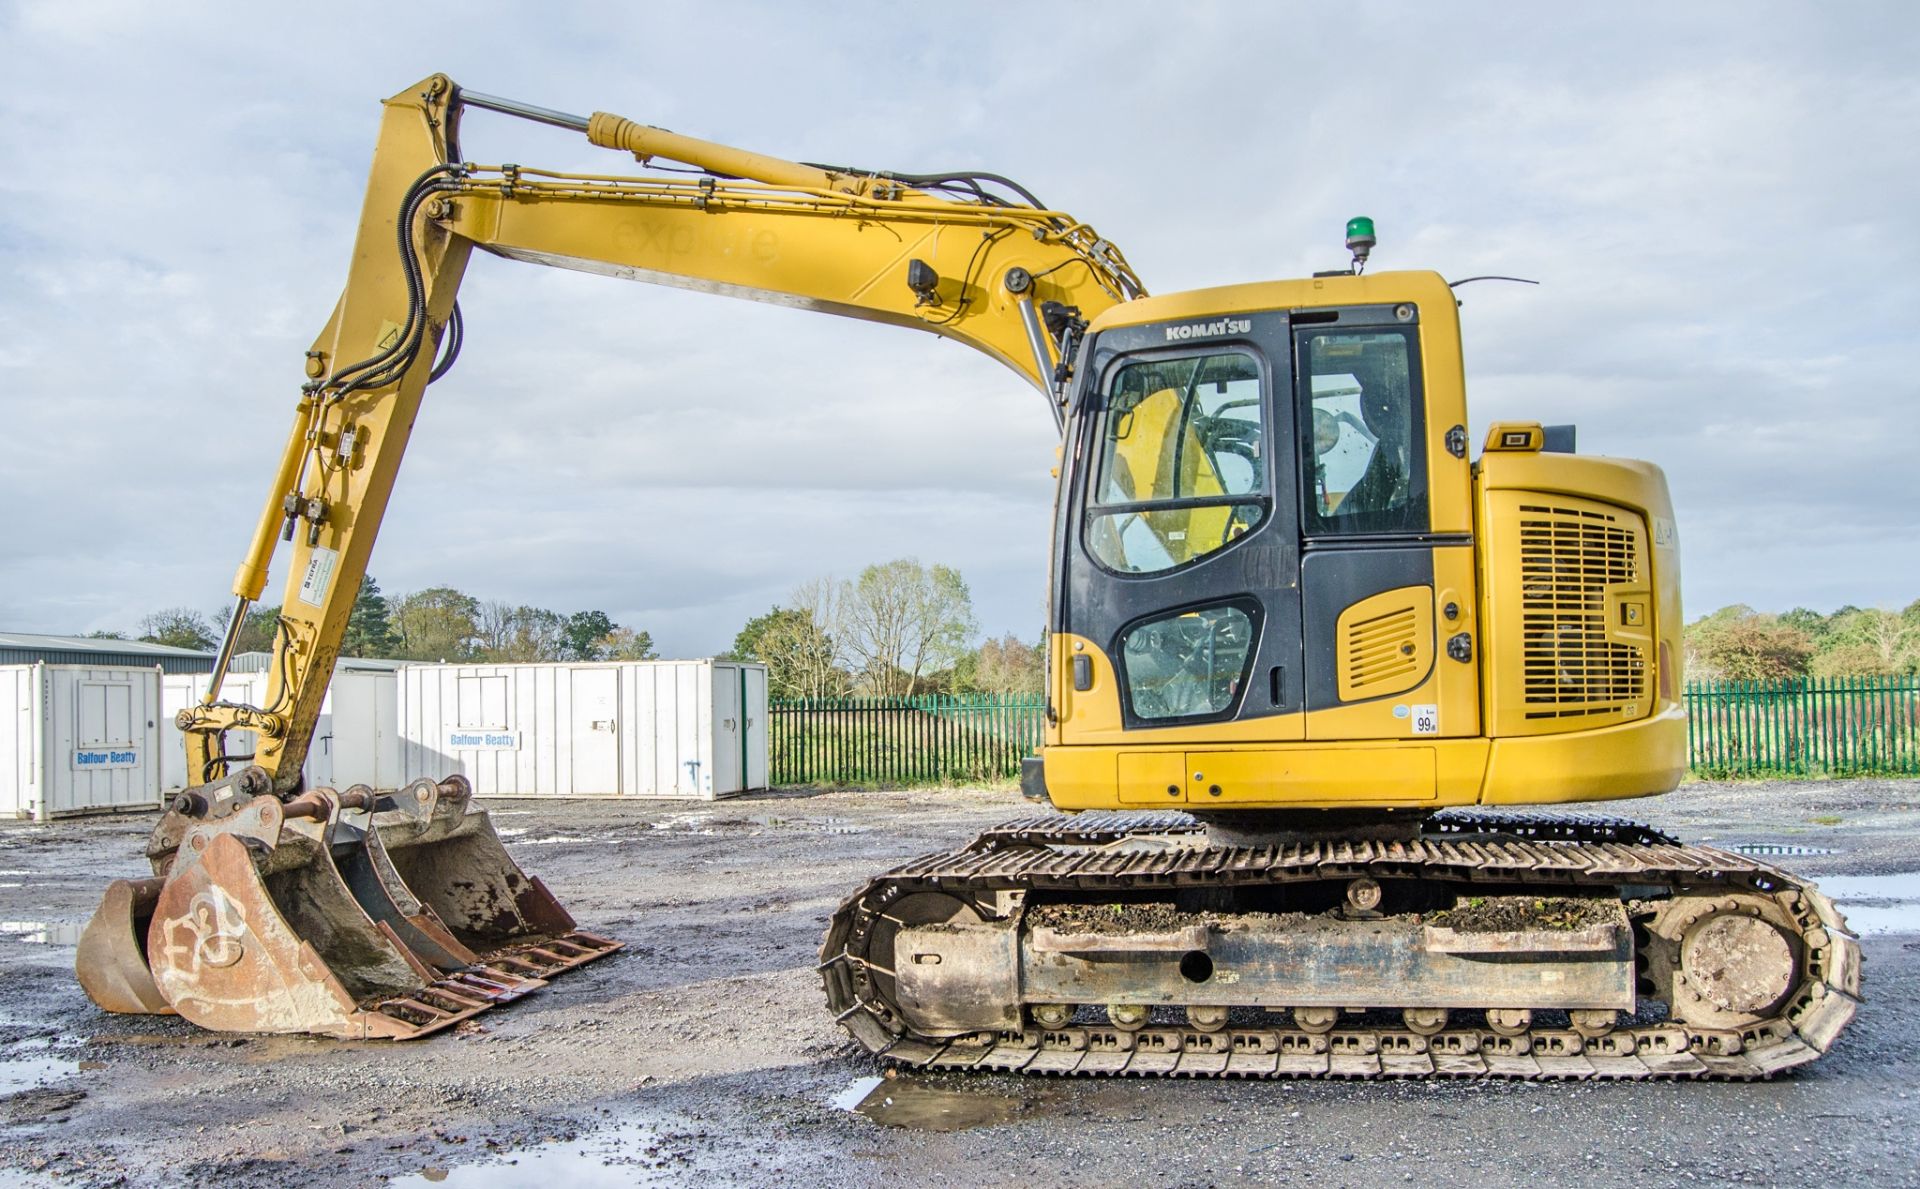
[[1119, 602, 1258, 719], [1298, 329, 1427, 534], [1085, 350, 1267, 574]]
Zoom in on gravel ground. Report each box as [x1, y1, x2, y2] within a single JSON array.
[[0, 780, 1914, 1187]]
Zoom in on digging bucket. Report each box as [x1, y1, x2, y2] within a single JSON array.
[[75, 876, 173, 1015], [368, 775, 584, 952], [75, 771, 619, 1039]]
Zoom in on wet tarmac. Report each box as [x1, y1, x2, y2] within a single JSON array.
[[0, 779, 1914, 1187], [1817, 871, 1920, 935]]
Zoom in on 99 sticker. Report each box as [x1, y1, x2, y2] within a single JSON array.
[[1410, 704, 1439, 735]]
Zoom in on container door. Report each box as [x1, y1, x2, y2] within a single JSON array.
[[675, 663, 705, 797], [160, 674, 200, 791], [1, 667, 35, 816], [569, 668, 620, 795], [743, 666, 768, 791], [711, 667, 742, 796], [373, 673, 399, 788], [66, 672, 142, 813], [326, 673, 372, 788], [452, 672, 513, 795], [310, 689, 337, 791]]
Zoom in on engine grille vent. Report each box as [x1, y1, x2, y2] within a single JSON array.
[[1347, 607, 1420, 692], [1517, 503, 1648, 718]]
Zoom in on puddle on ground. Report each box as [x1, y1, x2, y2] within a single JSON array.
[[0, 1040, 81, 1094], [386, 1116, 759, 1187], [646, 815, 717, 836], [830, 1075, 884, 1111], [745, 813, 864, 835], [0, 920, 84, 946], [643, 812, 866, 836], [1727, 843, 1841, 857], [832, 1075, 1030, 1131], [1817, 872, 1920, 935]]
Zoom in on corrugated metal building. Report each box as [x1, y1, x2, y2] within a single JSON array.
[[0, 632, 214, 674]]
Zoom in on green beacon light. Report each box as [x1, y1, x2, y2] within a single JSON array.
[[1345, 215, 1377, 274]]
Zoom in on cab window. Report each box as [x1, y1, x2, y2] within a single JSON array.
[[1298, 329, 1427, 535], [1086, 350, 1267, 575], [1120, 602, 1257, 720]]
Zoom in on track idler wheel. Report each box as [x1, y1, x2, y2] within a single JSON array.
[[1644, 892, 1806, 1030]]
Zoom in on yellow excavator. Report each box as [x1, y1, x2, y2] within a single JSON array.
[[78, 75, 1859, 1077]]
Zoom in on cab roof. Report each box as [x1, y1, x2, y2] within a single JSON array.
[[1087, 269, 1457, 334]]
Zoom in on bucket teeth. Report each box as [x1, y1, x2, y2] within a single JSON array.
[[76, 780, 620, 1040]]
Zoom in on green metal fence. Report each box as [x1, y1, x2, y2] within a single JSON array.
[[769, 694, 1046, 786], [769, 680, 1920, 787], [1686, 676, 1920, 777]]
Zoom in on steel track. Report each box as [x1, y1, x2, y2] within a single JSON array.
[[820, 812, 1862, 1080]]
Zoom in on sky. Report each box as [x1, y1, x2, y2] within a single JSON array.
[[2, 2, 1917, 657]]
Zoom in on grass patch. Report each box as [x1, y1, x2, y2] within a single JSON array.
[[1809, 814, 1844, 826]]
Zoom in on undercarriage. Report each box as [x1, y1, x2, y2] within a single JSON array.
[[820, 810, 1862, 1079]]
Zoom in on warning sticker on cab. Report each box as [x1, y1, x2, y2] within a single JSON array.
[[297, 546, 339, 608], [1411, 704, 1439, 735]]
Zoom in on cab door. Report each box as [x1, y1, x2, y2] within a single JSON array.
[[1293, 305, 1480, 740], [1055, 311, 1305, 741]]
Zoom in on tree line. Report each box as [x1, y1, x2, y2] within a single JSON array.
[[98, 556, 1044, 695], [1686, 602, 1920, 681], [723, 558, 1044, 699], [107, 573, 1917, 690], [108, 577, 657, 664]]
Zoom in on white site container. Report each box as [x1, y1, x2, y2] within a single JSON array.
[[160, 664, 402, 793], [0, 664, 165, 820], [398, 660, 768, 799]]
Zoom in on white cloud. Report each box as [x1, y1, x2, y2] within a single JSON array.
[[2, 1, 1917, 654]]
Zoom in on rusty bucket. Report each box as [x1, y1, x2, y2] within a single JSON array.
[[76, 772, 619, 1039]]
